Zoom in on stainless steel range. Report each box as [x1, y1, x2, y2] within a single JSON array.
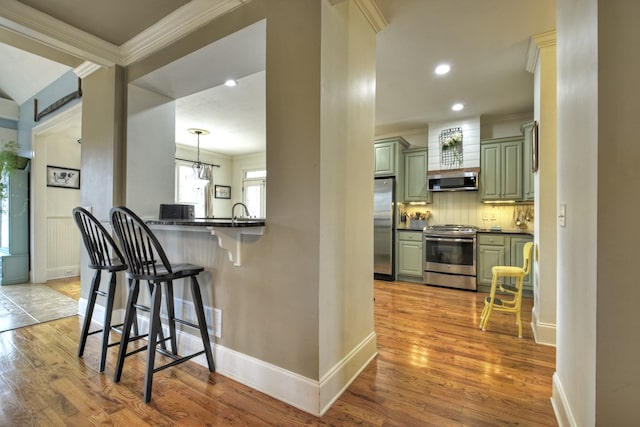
[[423, 224, 478, 291]]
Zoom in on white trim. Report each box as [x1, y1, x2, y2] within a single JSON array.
[[318, 332, 378, 415], [120, 0, 248, 65], [0, 97, 19, 121], [353, 0, 388, 33], [531, 307, 557, 346], [74, 61, 101, 79], [0, 0, 119, 67], [551, 372, 577, 427], [82, 298, 377, 416], [0, 0, 249, 68]]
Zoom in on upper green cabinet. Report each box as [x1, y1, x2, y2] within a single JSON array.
[[480, 136, 523, 201], [402, 147, 431, 203], [374, 137, 409, 177], [521, 121, 535, 201]]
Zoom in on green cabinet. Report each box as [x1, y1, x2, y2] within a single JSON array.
[[402, 148, 431, 203], [397, 230, 423, 282], [0, 164, 30, 285], [480, 136, 523, 201], [374, 137, 409, 177], [522, 121, 535, 201], [477, 232, 533, 295]]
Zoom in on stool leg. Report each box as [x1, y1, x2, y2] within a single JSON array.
[[146, 281, 167, 351], [98, 271, 117, 372], [129, 279, 140, 338], [481, 273, 499, 331], [144, 281, 162, 403], [164, 280, 178, 355], [78, 270, 101, 358], [191, 276, 215, 372], [114, 279, 140, 383]]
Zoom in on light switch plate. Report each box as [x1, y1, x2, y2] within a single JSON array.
[[559, 204, 566, 227]]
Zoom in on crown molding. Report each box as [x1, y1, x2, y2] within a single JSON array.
[[0, 0, 120, 67], [353, 0, 388, 33], [74, 61, 101, 79], [0, 0, 251, 71], [120, 0, 250, 65], [525, 30, 556, 73]]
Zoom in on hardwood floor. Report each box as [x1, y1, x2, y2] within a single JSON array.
[[0, 280, 557, 426], [46, 276, 81, 301]]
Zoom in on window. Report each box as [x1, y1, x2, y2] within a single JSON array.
[[243, 169, 266, 218], [176, 164, 206, 217]]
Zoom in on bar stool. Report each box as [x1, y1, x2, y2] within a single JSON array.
[[479, 241, 534, 338], [73, 207, 137, 372], [110, 206, 215, 403]]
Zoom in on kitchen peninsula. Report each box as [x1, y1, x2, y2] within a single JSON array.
[[146, 218, 265, 267]]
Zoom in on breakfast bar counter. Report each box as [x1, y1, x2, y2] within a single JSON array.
[[146, 218, 265, 266]]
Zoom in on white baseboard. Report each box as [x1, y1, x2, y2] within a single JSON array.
[[551, 372, 577, 427], [531, 307, 557, 346], [319, 332, 378, 415], [48, 265, 80, 281], [77, 297, 378, 416]]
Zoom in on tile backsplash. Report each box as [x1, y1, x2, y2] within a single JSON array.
[[399, 191, 534, 232]]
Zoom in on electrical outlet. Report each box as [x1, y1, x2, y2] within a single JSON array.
[[482, 212, 488, 220], [65, 269, 74, 276], [490, 212, 497, 220], [213, 308, 222, 338]]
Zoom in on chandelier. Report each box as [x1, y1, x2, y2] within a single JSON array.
[[188, 128, 209, 180]]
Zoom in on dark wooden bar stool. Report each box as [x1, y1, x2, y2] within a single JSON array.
[[110, 206, 215, 403], [73, 207, 137, 372]]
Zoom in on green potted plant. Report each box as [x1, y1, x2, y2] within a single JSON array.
[[0, 141, 26, 201]]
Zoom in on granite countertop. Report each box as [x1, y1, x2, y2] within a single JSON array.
[[478, 228, 533, 235], [146, 218, 266, 227]]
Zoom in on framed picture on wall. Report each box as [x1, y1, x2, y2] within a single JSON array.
[[46, 165, 80, 189], [214, 185, 231, 199]]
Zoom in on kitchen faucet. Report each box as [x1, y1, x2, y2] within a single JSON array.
[[232, 202, 250, 223]]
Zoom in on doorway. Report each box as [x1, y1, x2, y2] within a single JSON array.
[[30, 103, 82, 284]]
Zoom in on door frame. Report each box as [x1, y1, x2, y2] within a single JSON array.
[[30, 103, 82, 283]]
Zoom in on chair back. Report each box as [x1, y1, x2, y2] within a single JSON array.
[[522, 241, 534, 276], [110, 206, 173, 277], [73, 207, 125, 269]]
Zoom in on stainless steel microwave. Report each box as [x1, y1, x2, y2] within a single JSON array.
[[427, 171, 478, 192]]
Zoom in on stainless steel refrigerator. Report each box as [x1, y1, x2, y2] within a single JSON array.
[[374, 177, 395, 280]]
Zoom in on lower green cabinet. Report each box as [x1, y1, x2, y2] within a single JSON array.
[[397, 230, 423, 282], [477, 232, 533, 295]]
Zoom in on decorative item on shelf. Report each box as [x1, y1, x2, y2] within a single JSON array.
[[440, 127, 463, 169], [188, 128, 211, 184]]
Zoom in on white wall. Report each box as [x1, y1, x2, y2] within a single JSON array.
[[554, 1, 597, 425], [175, 143, 234, 217], [428, 117, 480, 171], [45, 132, 81, 279]]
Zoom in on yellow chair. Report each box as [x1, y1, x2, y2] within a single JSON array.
[[479, 241, 534, 338]]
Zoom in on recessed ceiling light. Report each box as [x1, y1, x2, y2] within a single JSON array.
[[451, 103, 464, 111], [224, 79, 238, 87], [435, 64, 451, 75]]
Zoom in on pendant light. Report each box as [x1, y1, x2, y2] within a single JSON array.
[[188, 128, 209, 181]]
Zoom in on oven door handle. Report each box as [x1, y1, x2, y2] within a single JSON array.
[[424, 236, 475, 243]]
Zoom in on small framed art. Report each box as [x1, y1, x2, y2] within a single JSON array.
[[214, 185, 231, 199], [47, 166, 80, 189]]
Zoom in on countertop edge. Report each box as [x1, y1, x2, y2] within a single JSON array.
[[145, 219, 266, 227]]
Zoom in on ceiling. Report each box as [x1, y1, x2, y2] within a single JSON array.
[[0, 0, 555, 155]]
